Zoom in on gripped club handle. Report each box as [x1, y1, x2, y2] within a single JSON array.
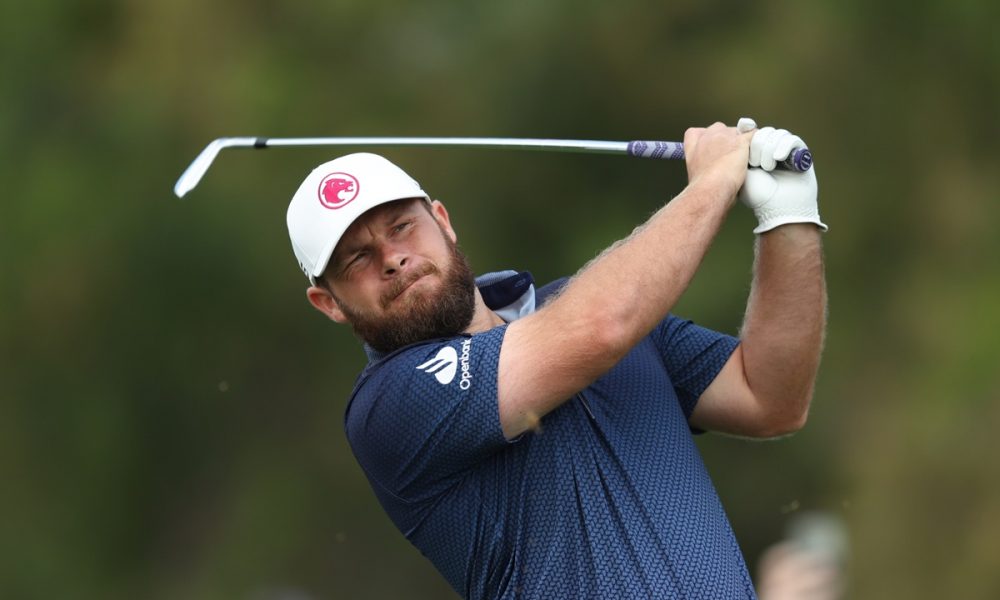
[[626, 141, 813, 172]]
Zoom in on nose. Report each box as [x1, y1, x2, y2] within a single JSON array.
[[381, 245, 409, 277]]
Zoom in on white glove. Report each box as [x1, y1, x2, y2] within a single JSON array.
[[739, 126, 827, 234]]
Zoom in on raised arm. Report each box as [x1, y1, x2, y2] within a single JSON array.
[[496, 121, 754, 439], [691, 127, 828, 437], [690, 224, 826, 437]]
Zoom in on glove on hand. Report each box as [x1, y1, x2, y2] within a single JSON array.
[[739, 126, 827, 234]]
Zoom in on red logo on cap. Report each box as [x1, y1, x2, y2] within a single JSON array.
[[318, 172, 360, 209]]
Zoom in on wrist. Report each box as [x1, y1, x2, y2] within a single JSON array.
[[756, 221, 826, 238], [740, 166, 824, 234], [687, 170, 742, 206], [753, 214, 828, 234]]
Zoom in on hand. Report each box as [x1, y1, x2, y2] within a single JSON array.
[[683, 118, 755, 200], [739, 127, 827, 234], [757, 542, 844, 600]]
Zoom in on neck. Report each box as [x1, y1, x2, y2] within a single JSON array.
[[465, 288, 505, 334]]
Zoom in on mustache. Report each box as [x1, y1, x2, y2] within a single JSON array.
[[380, 261, 440, 308]]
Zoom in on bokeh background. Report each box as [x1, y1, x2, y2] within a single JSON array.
[[3, 0, 999, 598]]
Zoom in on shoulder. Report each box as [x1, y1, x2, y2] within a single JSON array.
[[344, 327, 514, 493], [346, 327, 509, 422]]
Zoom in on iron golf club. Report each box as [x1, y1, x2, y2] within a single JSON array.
[[173, 136, 812, 198]]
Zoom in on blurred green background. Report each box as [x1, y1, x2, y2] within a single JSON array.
[[2, 0, 998, 598]]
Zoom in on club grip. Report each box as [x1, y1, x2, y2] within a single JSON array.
[[626, 141, 813, 172], [625, 141, 685, 160]]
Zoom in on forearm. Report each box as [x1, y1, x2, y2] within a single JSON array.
[[739, 224, 827, 427], [498, 177, 737, 438], [497, 122, 751, 438], [553, 175, 735, 356], [536, 122, 751, 363]]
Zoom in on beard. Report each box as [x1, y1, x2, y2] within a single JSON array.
[[334, 237, 477, 354]]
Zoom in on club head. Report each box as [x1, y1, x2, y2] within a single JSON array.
[[173, 137, 259, 198]]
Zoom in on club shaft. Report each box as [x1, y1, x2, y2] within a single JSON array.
[[261, 136, 633, 155], [173, 136, 811, 198]]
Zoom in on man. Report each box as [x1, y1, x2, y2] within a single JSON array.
[[286, 119, 827, 599]]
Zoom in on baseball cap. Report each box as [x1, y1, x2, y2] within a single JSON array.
[[286, 152, 429, 283]]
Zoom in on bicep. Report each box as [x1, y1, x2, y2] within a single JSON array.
[[497, 309, 620, 439], [688, 345, 771, 437]]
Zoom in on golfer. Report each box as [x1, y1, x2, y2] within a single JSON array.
[[286, 119, 827, 599]]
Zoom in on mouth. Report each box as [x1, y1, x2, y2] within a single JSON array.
[[382, 266, 438, 308], [394, 274, 426, 299]]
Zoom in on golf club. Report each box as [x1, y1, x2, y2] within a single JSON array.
[[173, 136, 812, 198]]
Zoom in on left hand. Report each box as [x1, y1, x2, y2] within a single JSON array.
[[739, 127, 827, 234]]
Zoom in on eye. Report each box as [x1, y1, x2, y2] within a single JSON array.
[[341, 251, 368, 273], [392, 220, 413, 234]]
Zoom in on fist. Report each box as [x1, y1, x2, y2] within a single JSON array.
[[683, 118, 756, 198], [739, 127, 827, 234]]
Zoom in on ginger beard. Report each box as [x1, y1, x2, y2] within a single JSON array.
[[332, 232, 477, 354]]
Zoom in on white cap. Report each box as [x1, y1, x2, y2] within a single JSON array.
[[286, 153, 429, 282]]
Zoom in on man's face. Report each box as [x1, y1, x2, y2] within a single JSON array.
[[319, 199, 476, 353]]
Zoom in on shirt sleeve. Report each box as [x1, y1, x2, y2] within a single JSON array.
[[344, 325, 511, 502], [650, 315, 740, 419]]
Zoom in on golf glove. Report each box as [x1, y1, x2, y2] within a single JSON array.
[[739, 127, 827, 234]]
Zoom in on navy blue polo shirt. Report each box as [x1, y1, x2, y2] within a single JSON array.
[[345, 271, 755, 599]]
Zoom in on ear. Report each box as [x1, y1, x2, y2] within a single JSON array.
[[429, 199, 457, 243], [306, 285, 348, 323]]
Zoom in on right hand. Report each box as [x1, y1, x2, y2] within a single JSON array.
[[683, 117, 756, 200]]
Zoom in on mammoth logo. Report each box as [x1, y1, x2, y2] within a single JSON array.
[[317, 172, 360, 209]]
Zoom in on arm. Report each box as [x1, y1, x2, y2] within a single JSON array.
[[690, 126, 828, 437], [690, 224, 826, 437], [497, 122, 753, 439]]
